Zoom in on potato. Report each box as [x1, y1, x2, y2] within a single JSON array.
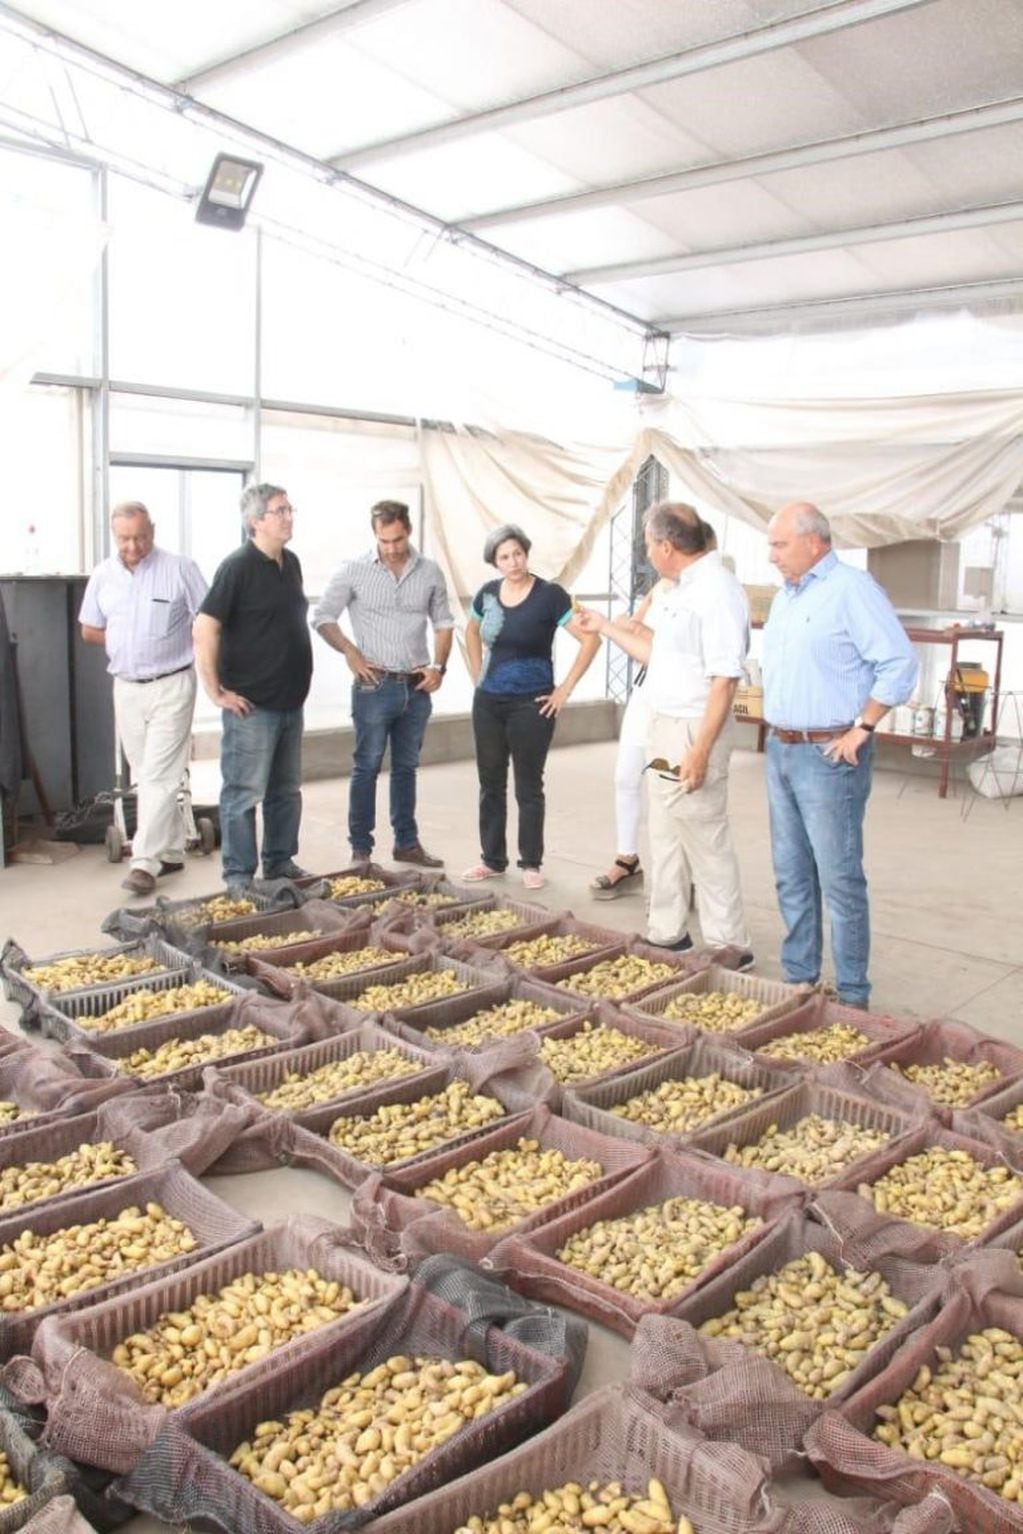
[[454, 1477, 686, 1534], [440, 909, 528, 940], [328, 876, 387, 899], [723, 1114, 890, 1185], [555, 956, 676, 1000], [287, 946, 397, 981], [660, 990, 764, 1030], [328, 1080, 504, 1166], [0, 1140, 137, 1213], [539, 1021, 664, 1084], [258, 1049, 422, 1111], [83, 979, 231, 1033], [891, 1057, 1002, 1106], [115, 1024, 277, 1080], [611, 1073, 762, 1134], [24, 952, 163, 991], [503, 935, 601, 968], [857, 1145, 1023, 1239], [349, 970, 469, 1012], [760, 1023, 871, 1064], [423, 1000, 561, 1047], [213, 930, 324, 954], [412, 1137, 604, 1231]]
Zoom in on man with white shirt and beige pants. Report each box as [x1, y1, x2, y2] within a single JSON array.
[[578, 502, 753, 965], [79, 501, 207, 897]]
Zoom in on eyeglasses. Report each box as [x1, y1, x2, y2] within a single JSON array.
[[264, 504, 296, 519]]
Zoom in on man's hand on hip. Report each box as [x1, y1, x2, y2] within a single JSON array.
[[346, 651, 380, 684], [415, 667, 443, 693], [824, 727, 869, 765], [219, 688, 254, 717]]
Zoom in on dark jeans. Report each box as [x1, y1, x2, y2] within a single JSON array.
[[220, 706, 303, 882], [472, 689, 556, 871], [349, 676, 432, 855]]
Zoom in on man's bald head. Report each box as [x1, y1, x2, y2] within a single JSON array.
[[768, 501, 832, 584]]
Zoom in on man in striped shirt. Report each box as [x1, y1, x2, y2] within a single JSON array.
[[312, 501, 454, 866], [762, 503, 919, 1008]]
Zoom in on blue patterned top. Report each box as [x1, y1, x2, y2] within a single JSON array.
[[471, 577, 573, 695]]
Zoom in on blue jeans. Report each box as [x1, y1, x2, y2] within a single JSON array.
[[766, 734, 874, 1006], [220, 707, 303, 882], [349, 678, 432, 855]]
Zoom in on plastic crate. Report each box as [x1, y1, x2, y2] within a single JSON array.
[[32, 964, 252, 1046], [1, 935, 190, 1018], [538, 939, 717, 1004], [381, 977, 589, 1054], [247, 929, 413, 998], [0, 1109, 184, 1224], [626, 964, 810, 1037], [736, 994, 921, 1067]]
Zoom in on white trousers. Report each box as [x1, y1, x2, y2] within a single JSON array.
[[113, 669, 197, 875], [645, 711, 750, 950], [613, 685, 651, 856]]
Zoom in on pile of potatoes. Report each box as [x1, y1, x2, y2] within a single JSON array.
[[1003, 1103, 1023, 1135], [112, 1267, 368, 1408], [412, 1136, 604, 1232], [555, 956, 677, 1001], [440, 909, 528, 941], [350, 970, 469, 1013], [0, 1451, 26, 1507], [723, 1114, 891, 1185], [393, 891, 459, 909], [229, 1353, 527, 1522], [857, 1145, 1023, 1239], [660, 989, 765, 1030], [24, 951, 164, 991], [873, 1327, 1023, 1503], [454, 1478, 694, 1534], [891, 1057, 1002, 1106], [538, 1022, 665, 1085], [115, 1024, 277, 1081], [503, 935, 601, 969], [328, 876, 387, 899], [213, 930, 324, 954], [177, 896, 257, 930], [83, 979, 231, 1033], [0, 1102, 33, 1127], [611, 1074, 763, 1135], [557, 1195, 761, 1304], [0, 1201, 198, 1313], [424, 1000, 562, 1048], [699, 1249, 908, 1399], [759, 1023, 871, 1065], [328, 1080, 505, 1167], [258, 1050, 422, 1111], [0, 1140, 138, 1214], [288, 947, 397, 982]]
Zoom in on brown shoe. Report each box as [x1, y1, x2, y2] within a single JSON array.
[[121, 867, 157, 896], [392, 843, 444, 869]]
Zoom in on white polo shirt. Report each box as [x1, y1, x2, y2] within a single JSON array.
[[643, 553, 749, 718]]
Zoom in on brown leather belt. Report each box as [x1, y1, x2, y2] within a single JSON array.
[[770, 724, 852, 744]]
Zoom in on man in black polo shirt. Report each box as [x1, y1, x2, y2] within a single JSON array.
[[193, 483, 313, 893]]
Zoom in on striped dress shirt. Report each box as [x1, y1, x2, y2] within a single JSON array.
[[762, 551, 919, 729], [312, 547, 455, 669], [78, 547, 208, 680]]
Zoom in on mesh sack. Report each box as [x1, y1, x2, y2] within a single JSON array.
[[258, 1051, 545, 1195], [684, 1079, 926, 1195], [370, 1383, 780, 1534], [0, 1386, 131, 1534], [0, 1040, 143, 1135], [10, 1496, 99, 1534], [0, 1401, 66, 1534], [559, 1035, 796, 1150], [804, 1285, 1023, 1532], [0, 936, 191, 1029], [488, 1145, 800, 1337], [8, 1215, 408, 1475], [768, 1473, 958, 1534], [955, 1074, 1023, 1151], [851, 1021, 1023, 1113], [625, 965, 810, 1040], [381, 975, 590, 1055], [735, 995, 922, 1070], [0, 1090, 258, 1220], [352, 1102, 653, 1266], [629, 1202, 947, 1468], [112, 1272, 569, 1533], [811, 1120, 1023, 1256], [64, 987, 338, 1096], [0, 1161, 259, 1362]]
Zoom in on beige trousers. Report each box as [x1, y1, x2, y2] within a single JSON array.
[[114, 669, 197, 875], [645, 712, 750, 950]]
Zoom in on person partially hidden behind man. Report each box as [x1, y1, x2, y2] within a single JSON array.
[[312, 500, 454, 867], [80, 501, 208, 897], [762, 502, 919, 1009], [193, 484, 312, 896]]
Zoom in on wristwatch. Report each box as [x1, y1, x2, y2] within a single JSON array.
[[853, 715, 876, 733], [426, 662, 447, 675]]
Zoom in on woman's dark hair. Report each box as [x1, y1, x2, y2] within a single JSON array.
[[483, 523, 532, 565]]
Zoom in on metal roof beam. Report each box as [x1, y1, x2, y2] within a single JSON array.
[[565, 202, 1023, 285], [175, 0, 413, 92], [328, 0, 932, 169], [462, 96, 1023, 231], [657, 277, 1023, 334]]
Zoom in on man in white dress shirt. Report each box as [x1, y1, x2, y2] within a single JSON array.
[[578, 502, 752, 963], [80, 502, 207, 897]]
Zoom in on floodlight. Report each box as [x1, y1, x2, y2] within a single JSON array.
[[195, 154, 264, 230]]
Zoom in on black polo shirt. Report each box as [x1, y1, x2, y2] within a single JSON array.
[[200, 540, 313, 711]]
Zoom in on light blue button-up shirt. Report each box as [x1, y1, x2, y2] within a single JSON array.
[[762, 551, 919, 729], [79, 546, 208, 680]]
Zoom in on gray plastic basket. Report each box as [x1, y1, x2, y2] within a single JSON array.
[[0, 1161, 259, 1360], [1, 935, 190, 1019], [33, 963, 251, 1046], [101, 887, 282, 943]]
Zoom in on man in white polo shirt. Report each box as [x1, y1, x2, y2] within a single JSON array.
[[578, 502, 752, 963], [80, 502, 207, 897]]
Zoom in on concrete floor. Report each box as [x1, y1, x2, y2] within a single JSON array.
[[0, 742, 1020, 1531]]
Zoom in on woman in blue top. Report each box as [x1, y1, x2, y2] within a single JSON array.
[[462, 524, 600, 890]]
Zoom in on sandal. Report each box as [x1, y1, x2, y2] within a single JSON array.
[[461, 863, 504, 881], [591, 856, 643, 900], [522, 868, 547, 891]]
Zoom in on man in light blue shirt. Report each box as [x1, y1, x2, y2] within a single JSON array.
[[762, 502, 918, 1007], [80, 503, 207, 897]]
